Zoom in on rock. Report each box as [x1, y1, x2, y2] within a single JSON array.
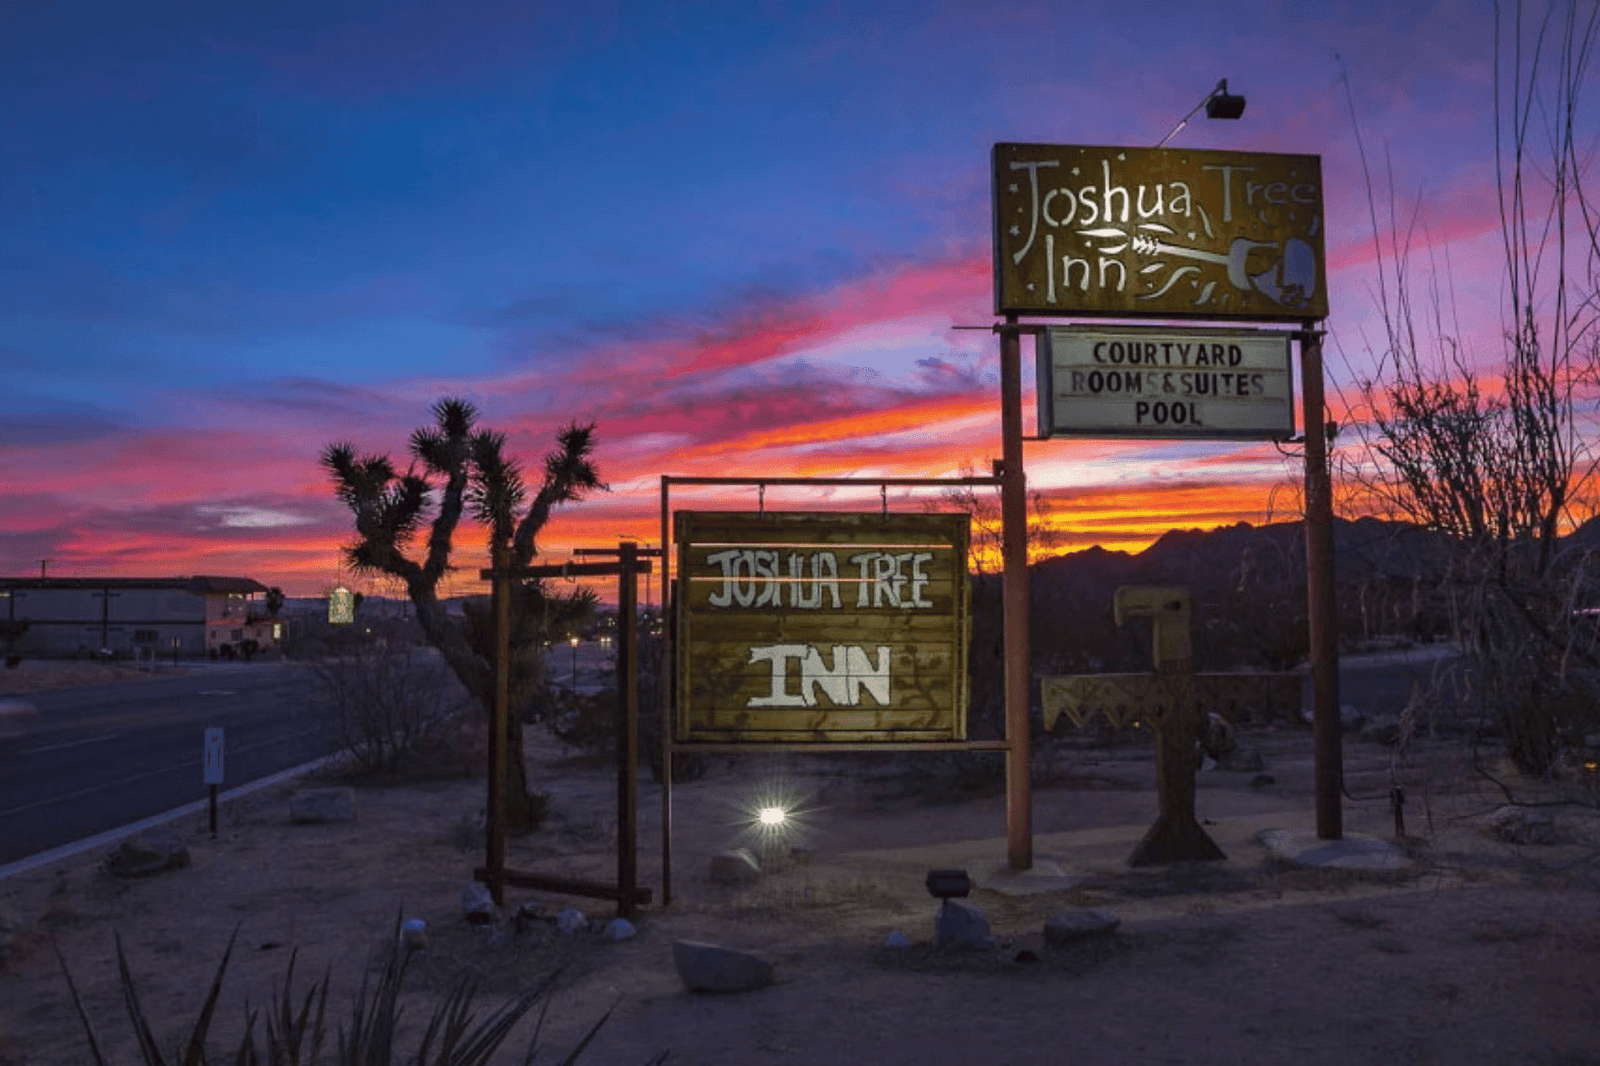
[[1250, 773, 1276, 788], [400, 919, 428, 950], [884, 929, 910, 948], [933, 900, 993, 951], [556, 907, 587, 933], [672, 940, 777, 993], [1479, 805, 1558, 845], [288, 787, 356, 824], [104, 830, 190, 878], [460, 882, 497, 925], [1200, 713, 1236, 760], [604, 918, 637, 940], [709, 848, 761, 885], [1044, 909, 1120, 946]]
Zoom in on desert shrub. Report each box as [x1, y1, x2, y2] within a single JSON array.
[[544, 631, 707, 782], [314, 640, 471, 777]]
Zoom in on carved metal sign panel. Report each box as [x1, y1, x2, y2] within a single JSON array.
[[674, 511, 969, 743], [1040, 672, 1302, 731], [993, 143, 1327, 320], [1038, 325, 1295, 439]]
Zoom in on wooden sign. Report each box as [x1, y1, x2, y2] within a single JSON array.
[[674, 511, 970, 742], [993, 143, 1327, 321]]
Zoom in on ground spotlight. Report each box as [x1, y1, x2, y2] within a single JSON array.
[[757, 806, 787, 827]]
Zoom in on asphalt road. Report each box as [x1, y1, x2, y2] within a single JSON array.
[[0, 661, 350, 867], [0, 640, 1471, 872]]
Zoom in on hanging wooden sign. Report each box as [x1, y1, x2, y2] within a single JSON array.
[[674, 511, 970, 743]]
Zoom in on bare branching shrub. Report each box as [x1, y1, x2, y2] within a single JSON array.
[[1344, 1, 1600, 776], [314, 639, 471, 778]]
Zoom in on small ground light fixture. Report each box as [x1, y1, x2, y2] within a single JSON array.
[[757, 806, 787, 827], [925, 868, 972, 900]]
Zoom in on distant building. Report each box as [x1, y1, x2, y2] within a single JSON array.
[[0, 576, 280, 659]]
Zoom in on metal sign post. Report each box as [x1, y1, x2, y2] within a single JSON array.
[[203, 727, 224, 837], [989, 140, 1342, 848], [999, 317, 1033, 871]]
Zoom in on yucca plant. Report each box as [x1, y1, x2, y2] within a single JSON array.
[[54, 916, 638, 1065]]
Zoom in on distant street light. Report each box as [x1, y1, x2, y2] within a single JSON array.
[[569, 634, 580, 689], [1156, 78, 1247, 147]]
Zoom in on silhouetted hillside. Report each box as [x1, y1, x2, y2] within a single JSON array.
[[1028, 517, 1459, 674]]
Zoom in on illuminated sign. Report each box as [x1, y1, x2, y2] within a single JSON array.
[[329, 586, 354, 625], [674, 511, 969, 743], [993, 143, 1326, 320], [1037, 326, 1294, 439]]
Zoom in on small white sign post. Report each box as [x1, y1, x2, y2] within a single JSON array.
[[203, 727, 224, 836]]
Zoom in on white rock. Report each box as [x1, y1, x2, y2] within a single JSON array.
[[605, 918, 637, 940], [709, 848, 761, 885], [934, 900, 993, 951], [884, 929, 910, 948], [556, 907, 588, 933], [672, 940, 776, 993], [288, 787, 356, 824], [1044, 909, 1120, 946], [104, 831, 190, 878], [460, 882, 497, 924], [400, 919, 428, 950], [1479, 805, 1557, 845]]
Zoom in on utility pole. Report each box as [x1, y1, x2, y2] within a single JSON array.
[[39, 559, 50, 579]]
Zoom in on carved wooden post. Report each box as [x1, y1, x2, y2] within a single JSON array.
[[1116, 586, 1225, 866]]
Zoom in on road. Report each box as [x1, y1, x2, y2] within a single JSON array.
[[0, 661, 348, 867]]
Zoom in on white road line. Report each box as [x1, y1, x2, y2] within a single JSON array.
[[0, 726, 328, 818], [18, 732, 122, 755], [0, 752, 342, 882]]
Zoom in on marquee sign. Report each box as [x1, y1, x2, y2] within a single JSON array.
[[674, 511, 970, 743], [993, 143, 1326, 321], [1038, 325, 1295, 439]]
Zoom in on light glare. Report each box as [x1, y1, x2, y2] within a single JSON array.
[[757, 806, 787, 827]]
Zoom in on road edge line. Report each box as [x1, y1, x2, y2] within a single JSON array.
[[0, 753, 342, 882]]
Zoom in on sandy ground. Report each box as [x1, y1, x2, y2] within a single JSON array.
[[2, 682, 1599, 1064]]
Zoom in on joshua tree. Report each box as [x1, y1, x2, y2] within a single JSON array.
[[322, 398, 603, 829]]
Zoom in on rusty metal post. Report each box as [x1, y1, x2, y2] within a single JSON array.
[[1300, 324, 1343, 840], [660, 479, 673, 907], [617, 541, 640, 919], [1000, 316, 1033, 870], [485, 544, 510, 905]]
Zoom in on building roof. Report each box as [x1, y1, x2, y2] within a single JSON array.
[[0, 576, 270, 594]]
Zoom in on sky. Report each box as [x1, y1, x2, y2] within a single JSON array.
[[0, 0, 1558, 597]]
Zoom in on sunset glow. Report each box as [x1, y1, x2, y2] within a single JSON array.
[[0, 2, 1574, 596]]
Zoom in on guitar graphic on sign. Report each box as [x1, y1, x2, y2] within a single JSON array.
[[1086, 226, 1319, 309]]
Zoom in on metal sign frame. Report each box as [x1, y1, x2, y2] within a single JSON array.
[[1037, 324, 1295, 440], [993, 143, 1327, 321]]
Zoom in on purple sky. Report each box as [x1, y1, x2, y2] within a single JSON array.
[[0, 1, 1549, 595]]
